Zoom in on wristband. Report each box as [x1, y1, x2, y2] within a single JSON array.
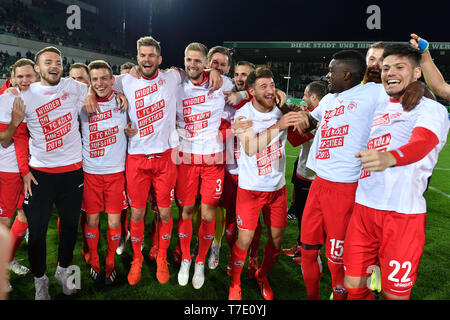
[[417, 38, 429, 53]]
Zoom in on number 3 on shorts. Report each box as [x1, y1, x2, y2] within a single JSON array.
[[215, 179, 222, 193]]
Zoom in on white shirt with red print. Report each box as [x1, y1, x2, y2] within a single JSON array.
[[355, 97, 449, 214], [113, 69, 181, 155], [307, 83, 388, 183], [0, 93, 23, 173], [20, 77, 87, 170], [235, 101, 287, 192], [176, 73, 234, 156], [80, 91, 128, 174]]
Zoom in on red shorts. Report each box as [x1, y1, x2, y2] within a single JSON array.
[[300, 176, 358, 264], [82, 171, 127, 215], [222, 171, 238, 213], [344, 203, 426, 296], [0, 172, 24, 219], [235, 186, 287, 231], [126, 149, 177, 209], [176, 163, 224, 207]]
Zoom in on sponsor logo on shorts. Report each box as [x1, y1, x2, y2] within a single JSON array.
[[237, 215, 243, 227]]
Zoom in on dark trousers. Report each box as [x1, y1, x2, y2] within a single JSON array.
[[292, 176, 312, 244], [23, 167, 83, 278]]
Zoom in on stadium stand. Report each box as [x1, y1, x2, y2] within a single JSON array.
[[0, 0, 136, 80]]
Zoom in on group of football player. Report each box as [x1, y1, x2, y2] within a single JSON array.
[[0, 32, 448, 301]]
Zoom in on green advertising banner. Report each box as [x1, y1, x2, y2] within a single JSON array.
[[224, 41, 450, 51]]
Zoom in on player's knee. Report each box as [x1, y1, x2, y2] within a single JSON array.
[[343, 275, 365, 289]]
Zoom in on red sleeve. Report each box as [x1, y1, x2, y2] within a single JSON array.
[[13, 123, 30, 178], [0, 79, 11, 95], [287, 126, 314, 147], [219, 118, 232, 142], [388, 126, 439, 166]]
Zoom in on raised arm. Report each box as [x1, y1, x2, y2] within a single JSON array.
[[410, 33, 450, 100]]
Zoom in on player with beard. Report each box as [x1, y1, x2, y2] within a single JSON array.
[[176, 42, 234, 290], [220, 61, 264, 279], [18, 47, 88, 300], [227, 67, 303, 300], [0, 59, 36, 282], [343, 43, 448, 300], [363, 42, 387, 84]]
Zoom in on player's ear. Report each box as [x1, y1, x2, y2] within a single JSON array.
[[34, 64, 40, 74], [413, 66, 422, 80]]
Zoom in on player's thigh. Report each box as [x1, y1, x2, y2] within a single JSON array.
[[81, 172, 105, 215], [379, 212, 426, 297], [0, 172, 23, 220], [344, 203, 381, 278], [176, 163, 200, 207], [199, 164, 224, 207], [235, 188, 264, 232], [126, 155, 152, 210], [152, 157, 177, 208], [321, 180, 357, 264], [261, 186, 288, 230], [103, 172, 127, 215]]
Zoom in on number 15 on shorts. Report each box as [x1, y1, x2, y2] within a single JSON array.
[[330, 239, 344, 259]]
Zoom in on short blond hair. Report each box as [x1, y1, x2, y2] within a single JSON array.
[[184, 42, 208, 60], [11, 58, 35, 74], [136, 36, 161, 55], [88, 60, 113, 76], [35, 46, 61, 64]]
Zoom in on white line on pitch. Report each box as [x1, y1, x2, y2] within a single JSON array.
[[428, 186, 450, 198]]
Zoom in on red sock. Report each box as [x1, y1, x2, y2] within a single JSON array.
[[84, 225, 99, 269], [225, 221, 237, 250], [9, 218, 28, 262], [346, 286, 375, 300], [196, 218, 215, 264], [129, 219, 145, 259], [106, 225, 121, 273], [328, 260, 347, 300], [151, 214, 159, 249], [258, 241, 280, 278], [230, 243, 248, 287], [300, 248, 322, 300], [249, 220, 262, 258], [157, 217, 173, 259], [178, 216, 193, 261]]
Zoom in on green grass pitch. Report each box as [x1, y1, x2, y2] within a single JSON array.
[[7, 133, 450, 300]]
